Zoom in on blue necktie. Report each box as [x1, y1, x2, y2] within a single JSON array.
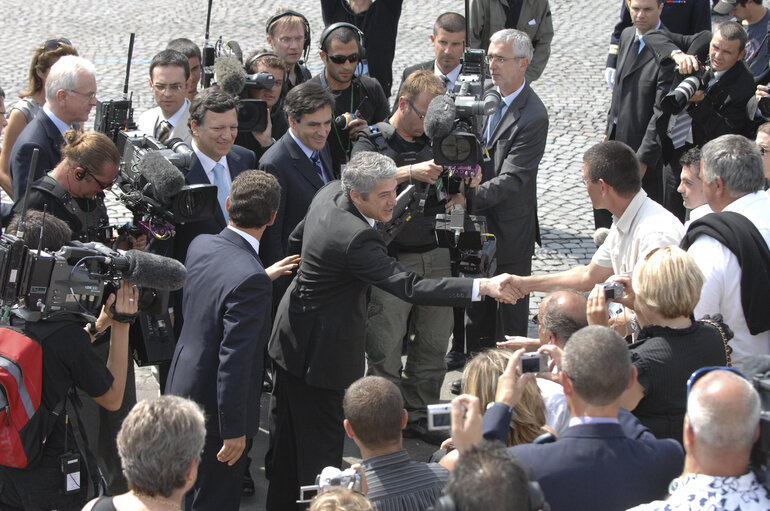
[[486, 102, 506, 143], [212, 162, 229, 223], [311, 151, 327, 184]]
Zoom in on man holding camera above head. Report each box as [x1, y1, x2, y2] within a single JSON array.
[[136, 49, 192, 144], [266, 151, 521, 510], [629, 367, 770, 510], [266, 8, 313, 92], [0, 210, 139, 511], [352, 70, 450, 444], [449, 28, 547, 351], [234, 51, 290, 162], [167, 170, 279, 511], [10, 55, 98, 202], [310, 23, 389, 175]]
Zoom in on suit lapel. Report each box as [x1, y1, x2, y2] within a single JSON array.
[[40, 112, 63, 160], [488, 85, 529, 146], [616, 30, 636, 83], [185, 154, 227, 227], [623, 44, 654, 80], [286, 136, 326, 189]]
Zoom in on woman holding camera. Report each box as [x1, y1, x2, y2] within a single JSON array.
[[586, 245, 730, 443]]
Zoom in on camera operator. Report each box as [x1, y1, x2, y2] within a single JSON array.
[[265, 8, 313, 92], [351, 70, 452, 444], [0, 210, 139, 511], [234, 51, 289, 161]]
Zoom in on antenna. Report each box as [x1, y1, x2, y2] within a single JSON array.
[[15, 147, 40, 239], [205, 0, 214, 43], [123, 32, 135, 97], [37, 205, 47, 256], [465, 0, 470, 48]]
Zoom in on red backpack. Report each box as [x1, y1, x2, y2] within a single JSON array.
[[0, 326, 61, 468]]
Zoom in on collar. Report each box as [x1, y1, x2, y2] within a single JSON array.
[[724, 191, 767, 213], [165, 98, 190, 126], [361, 449, 411, 469], [226, 225, 260, 254], [668, 472, 761, 495], [614, 189, 648, 233], [568, 416, 620, 427], [500, 80, 527, 108], [713, 69, 726, 81], [43, 104, 72, 135], [289, 129, 315, 159], [192, 141, 228, 177], [635, 20, 662, 40], [360, 210, 376, 228], [689, 203, 712, 222], [435, 62, 462, 86]]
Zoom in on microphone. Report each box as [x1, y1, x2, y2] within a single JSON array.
[[214, 54, 246, 96], [137, 151, 186, 202], [593, 228, 611, 248], [117, 250, 188, 291], [424, 95, 456, 140]]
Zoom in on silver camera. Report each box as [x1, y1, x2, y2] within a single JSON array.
[[427, 403, 453, 431], [519, 352, 548, 374]]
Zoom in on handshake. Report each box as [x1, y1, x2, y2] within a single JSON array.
[[478, 274, 529, 304]]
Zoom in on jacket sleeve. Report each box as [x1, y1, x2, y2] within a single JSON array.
[[606, 0, 631, 68], [637, 60, 675, 167], [525, 1, 554, 82], [468, 0, 487, 49]]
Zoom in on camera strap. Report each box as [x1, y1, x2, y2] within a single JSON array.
[[64, 397, 97, 499]]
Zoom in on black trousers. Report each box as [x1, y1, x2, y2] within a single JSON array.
[[265, 366, 345, 511], [465, 260, 532, 353], [184, 433, 248, 511]]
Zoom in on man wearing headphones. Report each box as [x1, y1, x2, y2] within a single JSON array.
[[265, 8, 313, 92], [311, 23, 389, 175]]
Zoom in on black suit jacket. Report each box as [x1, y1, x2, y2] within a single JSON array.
[[166, 227, 271, 439], [258, 133, 332, 267], [483, 406, 684, 511], [606, 26, 677, 169], [268, 182, 474, 390], [473, 83, 548, 265], [10, 110, 64, 201]]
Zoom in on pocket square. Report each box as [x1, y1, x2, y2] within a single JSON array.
[[528, 19, 536, 25]]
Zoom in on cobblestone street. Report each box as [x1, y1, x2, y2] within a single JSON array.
[[0, 0, 620, 507]]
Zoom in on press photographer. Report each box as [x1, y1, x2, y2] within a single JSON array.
[[0, 210, 139, 510], [351, 69, 454, 443]]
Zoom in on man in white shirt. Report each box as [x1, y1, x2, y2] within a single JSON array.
[[136, 49, 192, 144], [681, 134, 770, 370]]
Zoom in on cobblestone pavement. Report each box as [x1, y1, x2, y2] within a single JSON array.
[[0, 0, 620, 507]]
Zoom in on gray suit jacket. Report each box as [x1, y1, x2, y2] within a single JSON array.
[[472, 83, 548, 265], [136, 103, 191, 143]]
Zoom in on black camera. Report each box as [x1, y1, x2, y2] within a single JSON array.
[[435, 206, 497, 278], [661, 63, 713, 115]]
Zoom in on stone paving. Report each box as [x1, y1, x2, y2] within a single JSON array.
[[0, 0, 622, 507]]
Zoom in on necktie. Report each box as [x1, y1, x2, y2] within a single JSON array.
[[632, 35, 641, 56], [156, 120, 172, 143], [669, 112, 693, 149], [311, 151, 327, 184], [441, 75, 450, 90], [212, 162, 229, 223], [486, 101, 505, 143]]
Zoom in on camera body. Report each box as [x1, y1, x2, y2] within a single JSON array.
[[603, 281, 625, 300], [519, 352, 548, 374], [427, 403, 453, 431], [661, 63, 714, 115], [435, 207, 497, 278]]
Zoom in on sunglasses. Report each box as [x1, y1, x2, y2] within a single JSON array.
[[686, 366, 746, 400], [43, 38, 72, 52], [326, 53, 360, 64], [83, 167, 117, 191]]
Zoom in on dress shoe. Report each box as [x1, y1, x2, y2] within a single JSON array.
[[450, 378, 461, 395], [402, 418, 450, 445], [445, 351, 467, 371], [242, 471, 255, 497]]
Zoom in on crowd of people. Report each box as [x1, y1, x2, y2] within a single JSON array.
[[2, 0, 770, 510]]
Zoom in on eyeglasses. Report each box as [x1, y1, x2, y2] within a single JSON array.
[[82, 167, 117, 191], [68, 89, 97, 102], [685, 366, 746, 400], [406, 99, 425, 120], [326, 53, 360, 64], [530, 314, 539, 326], [484, 55, 523, 65], [43, 38, 72, 52], [152, 82, 186, 93]]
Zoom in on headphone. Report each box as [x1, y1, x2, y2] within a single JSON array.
[[75, 168, 86, 180], [430, 481, 550, 511], [319, 22, 366, 59], [244, 51, 281, 73], [265, 10, 311, 62]]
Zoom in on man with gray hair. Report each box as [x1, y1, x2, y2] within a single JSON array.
[[266, 150, 521, 510], [629, 368, 770, 510], [471, 326, 684, 510], [680, 134, 770, 370], [451, 28, 548, 353], [10, 55, 97, 200]]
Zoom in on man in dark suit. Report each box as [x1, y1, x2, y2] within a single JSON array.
[[10, 55, 98, 201], [265, 151, 521, 510], [394, 12, 466, 100], [259, 82, 334, 274], [452, 28, 548, 347], [166, 170, 279, 511], [452, 326, 684, 511]]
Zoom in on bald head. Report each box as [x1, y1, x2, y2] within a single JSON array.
[[539, 290, 588, 347], [687, 370, 760, 453]]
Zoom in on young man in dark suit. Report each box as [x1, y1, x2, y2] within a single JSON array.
[[166, 170, 280, 511], [265, 151, 522, 510]]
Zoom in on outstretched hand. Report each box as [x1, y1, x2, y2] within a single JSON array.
[[266, 254, 300, 281], [480, 273, 526, 304]]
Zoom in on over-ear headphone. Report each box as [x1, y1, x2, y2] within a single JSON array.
[[319, 22, 366, 59], [244, 51, 281, 73], [265, 10, 311, 62], [430, 481, 550, 511], [75, 168, 86, 180]]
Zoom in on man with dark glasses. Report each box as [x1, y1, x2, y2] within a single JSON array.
[[629, 366, 770, 510], [311, 23, 389, 175]]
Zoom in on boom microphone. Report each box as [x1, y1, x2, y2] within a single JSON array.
[[117, 250, 188, 291], [424, 95, 456, 140], [214, 54, 246, 96], [137, 151, 186, 202]]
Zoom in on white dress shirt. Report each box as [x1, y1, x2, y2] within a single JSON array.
[[192, 142, 231, 190], [688, 192, 770, 370]]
